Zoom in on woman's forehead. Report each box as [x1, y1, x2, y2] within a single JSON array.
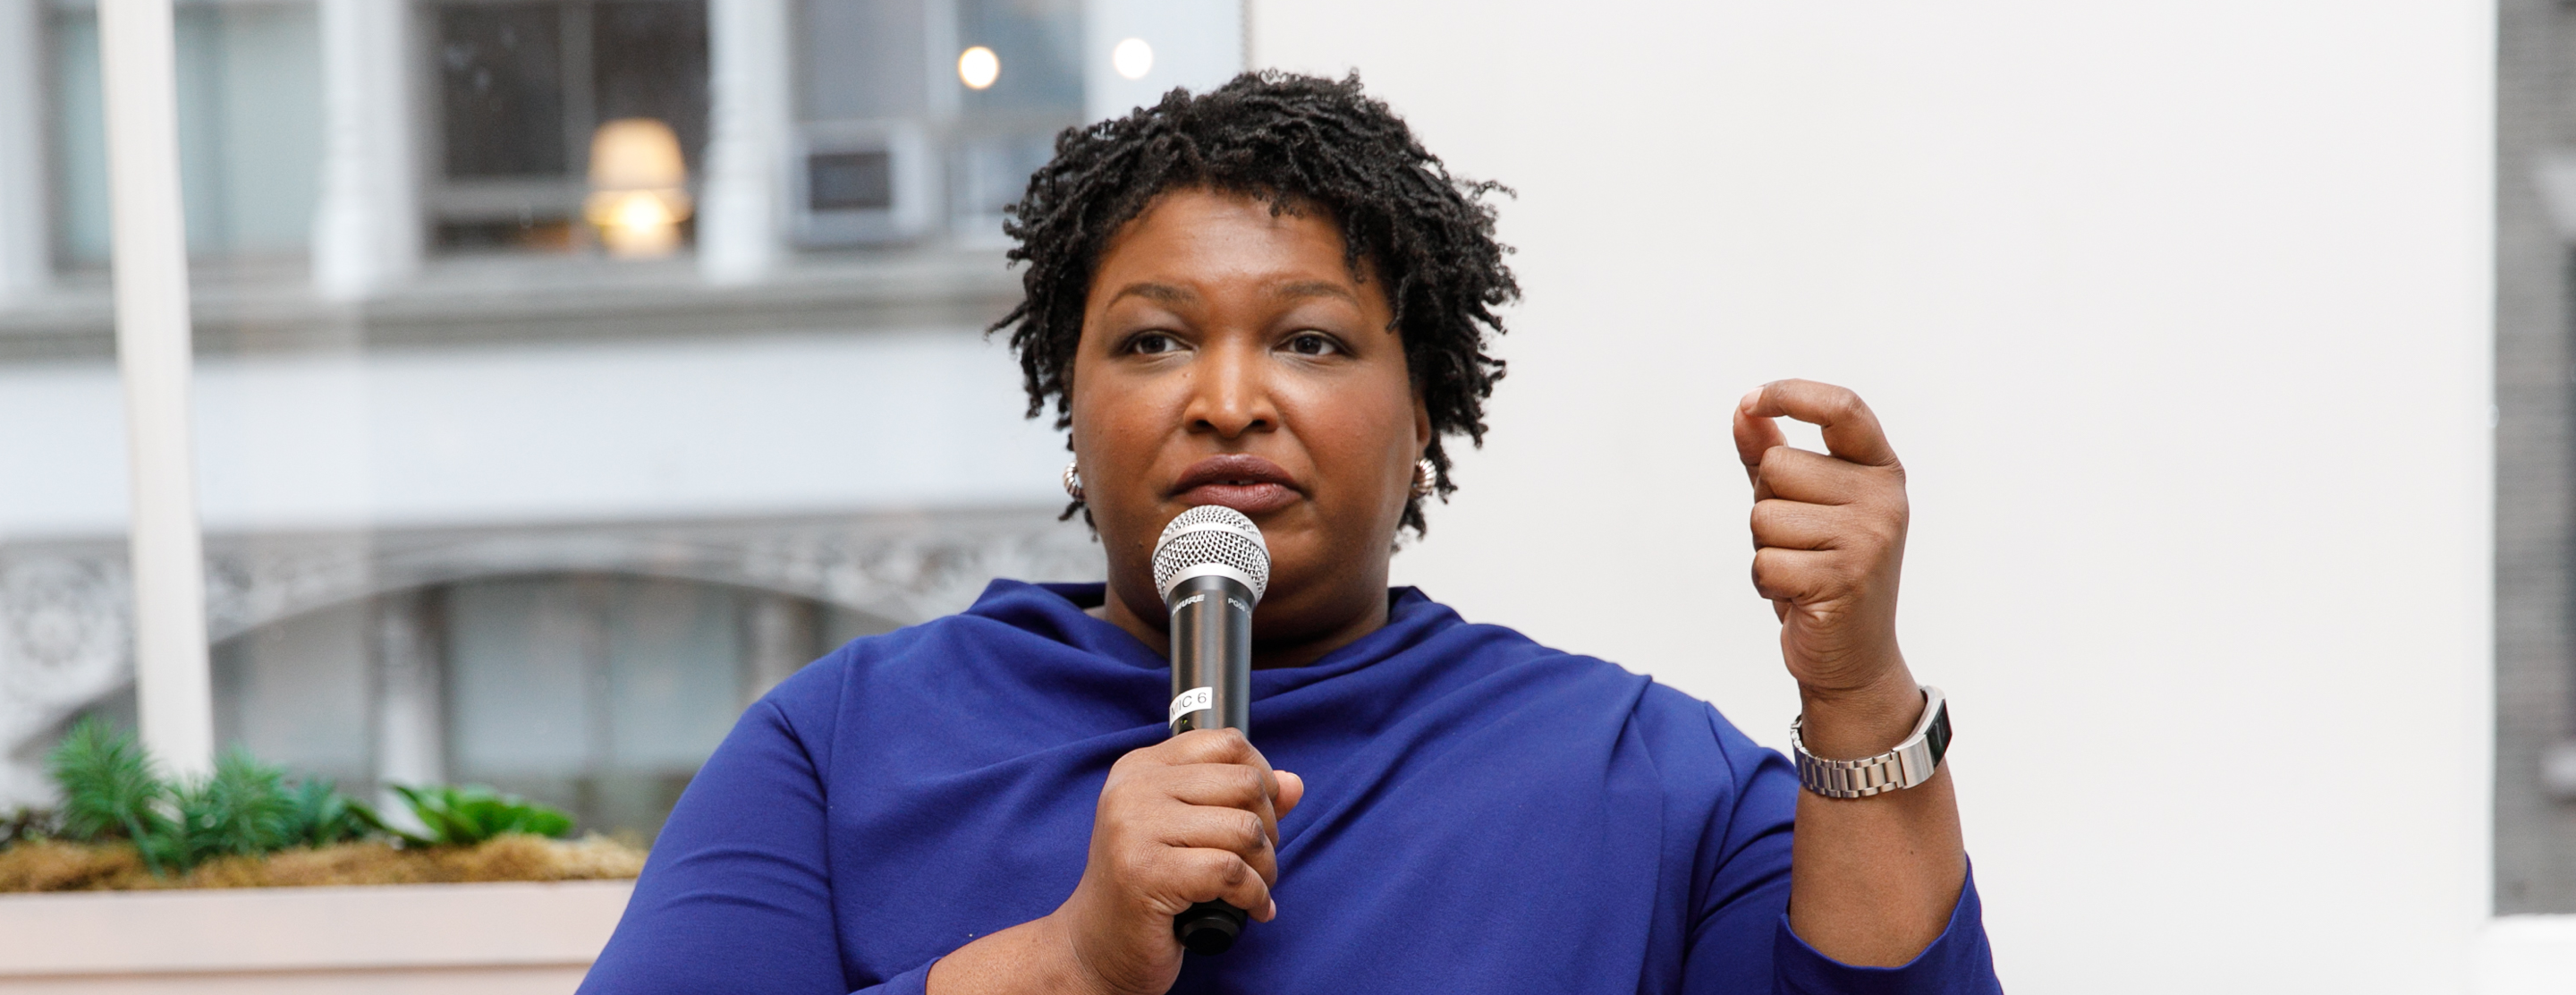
[[1093, 189, 1366, 291]]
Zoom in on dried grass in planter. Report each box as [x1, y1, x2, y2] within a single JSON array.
[[0, 834, 645, 893]]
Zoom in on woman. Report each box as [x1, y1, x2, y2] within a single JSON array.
[[580, 72, 1999, 994]]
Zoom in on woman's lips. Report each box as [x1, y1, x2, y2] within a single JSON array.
[[1171, 455, 1301, 515], [1175, 481, 1300, 515]]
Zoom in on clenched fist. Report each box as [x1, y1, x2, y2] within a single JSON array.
[[925, 728, 1304, 995], [1735, 380, 1966, 971], [1059, 729, 1303, 995], [1733, 380, 1911, 703]]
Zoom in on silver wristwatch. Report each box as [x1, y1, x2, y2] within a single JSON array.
[[1789, 685, 1951, 799]]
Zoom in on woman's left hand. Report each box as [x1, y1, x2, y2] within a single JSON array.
[[1733, 379, 1912, 702], [1735, 379, 1965, 968]]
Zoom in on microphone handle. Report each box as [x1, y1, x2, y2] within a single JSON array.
[[1165, 572, 1254, 956]]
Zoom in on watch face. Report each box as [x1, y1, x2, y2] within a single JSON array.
[[1924, 702, 1952, 762]]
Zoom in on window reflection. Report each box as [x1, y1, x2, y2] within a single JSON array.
[[430, 0, 709, 254], [0, 0, 1238, 837], [37, 0, 1227, 265], [84, 575, 894, 843], [436, 3, 573, 180], [443, 574, 859, 842], [48, 0, 325, 265], [953, 0, 1079, 115]]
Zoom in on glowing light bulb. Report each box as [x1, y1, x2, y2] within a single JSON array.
[[613, 194, 677, 229], [1113, 38, 1153, 80], [582, 118, 691, 259], [958, 46, 1000, 89]]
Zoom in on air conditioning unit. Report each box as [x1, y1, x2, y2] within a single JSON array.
[[790, 121, 934, 247]]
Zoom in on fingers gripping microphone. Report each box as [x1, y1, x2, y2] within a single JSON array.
[[1151, 506, 1270, 957]]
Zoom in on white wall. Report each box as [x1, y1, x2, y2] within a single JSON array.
[[1260, 2, 2496, 991]]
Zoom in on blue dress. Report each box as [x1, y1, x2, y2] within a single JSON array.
[[580, 581, 2002, 994]]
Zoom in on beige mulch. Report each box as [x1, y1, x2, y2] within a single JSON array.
[[0, 834, 646, 893]]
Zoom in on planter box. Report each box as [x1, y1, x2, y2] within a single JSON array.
[[0, 880, 632, 994]]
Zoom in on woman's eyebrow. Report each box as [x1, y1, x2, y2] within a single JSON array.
[[1271, 280, 1359, 304], [1107, 282, 1196, 307]]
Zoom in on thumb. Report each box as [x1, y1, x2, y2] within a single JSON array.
[[1273, 770, 1306, 816]]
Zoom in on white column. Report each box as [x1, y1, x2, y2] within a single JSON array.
[[0, 0, 50, 302], [741, 591, 816, 706], [97, 0, 212, 778], [373, 589, 444, 826], [311, 0, 419, 300], [699, 0, 792, 285]]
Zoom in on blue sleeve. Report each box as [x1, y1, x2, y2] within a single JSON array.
[[1682, 706, 2002, 994], [1769, 864, 2000, 995], [578, 676, 937, 995]]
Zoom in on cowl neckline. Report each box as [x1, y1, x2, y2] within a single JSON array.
[[962, 579, 1459, 697]]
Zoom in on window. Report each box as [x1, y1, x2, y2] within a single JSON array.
[[439, 574, 887, 839], [426, 0, 709, 253], [47, 0, 324, 265], [30, 0, 1238, 270], [86, 574, 896, 842], [0, 0, 1227, 823], [792, 0, 1085, 247]]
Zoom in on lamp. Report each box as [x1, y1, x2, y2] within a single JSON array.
[[958, 46, 1000, 89], [1113, 38, 1152, 81], [584, 118, 693, 259]]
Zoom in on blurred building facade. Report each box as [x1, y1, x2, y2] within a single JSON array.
[[2499, 0, 2576, 915], [0, 0, 1243, 838]]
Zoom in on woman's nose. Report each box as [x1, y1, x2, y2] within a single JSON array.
[[1184, 340, 1278, 438]]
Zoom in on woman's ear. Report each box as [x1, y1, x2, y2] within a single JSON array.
[[1411, 392, 1433, 456]]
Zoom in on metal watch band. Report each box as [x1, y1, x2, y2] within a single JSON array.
[[1790, 685, 1951, 799]]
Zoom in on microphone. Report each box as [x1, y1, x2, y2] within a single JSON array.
[[1150, 505, 1270, 956]]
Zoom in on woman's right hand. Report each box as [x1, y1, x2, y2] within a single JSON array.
[[925, 728, 1304, 995]]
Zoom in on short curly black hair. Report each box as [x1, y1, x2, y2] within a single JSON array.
[[992, 70, 1518, 536]]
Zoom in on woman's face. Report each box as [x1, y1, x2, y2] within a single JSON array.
[[1071, 187, 1429, 649]]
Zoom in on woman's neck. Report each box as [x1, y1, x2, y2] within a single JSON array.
[[1089, 584, 1391, 669]]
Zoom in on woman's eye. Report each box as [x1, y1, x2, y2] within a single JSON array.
[[1128, 332, 1178, 355], [1285, 333, 1341, 356]]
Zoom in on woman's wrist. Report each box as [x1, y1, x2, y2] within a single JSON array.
[[926, 911, 1115, 995], [1794, 661, 1924, 760], [1033, 912, 1117, 995]]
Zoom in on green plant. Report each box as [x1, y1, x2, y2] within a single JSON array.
[[45, 722, 401, 874], [389, 784, 573, 846], [38, 720, 582, 880], [283, 778, 388, 846], [45, 718, 175, 871], [171, 748, 299, 862]]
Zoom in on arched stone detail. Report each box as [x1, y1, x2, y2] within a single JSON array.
[[0, 507, 1101, 806]]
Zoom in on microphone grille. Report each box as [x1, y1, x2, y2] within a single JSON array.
[[1151, 506, 1271, 605]]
